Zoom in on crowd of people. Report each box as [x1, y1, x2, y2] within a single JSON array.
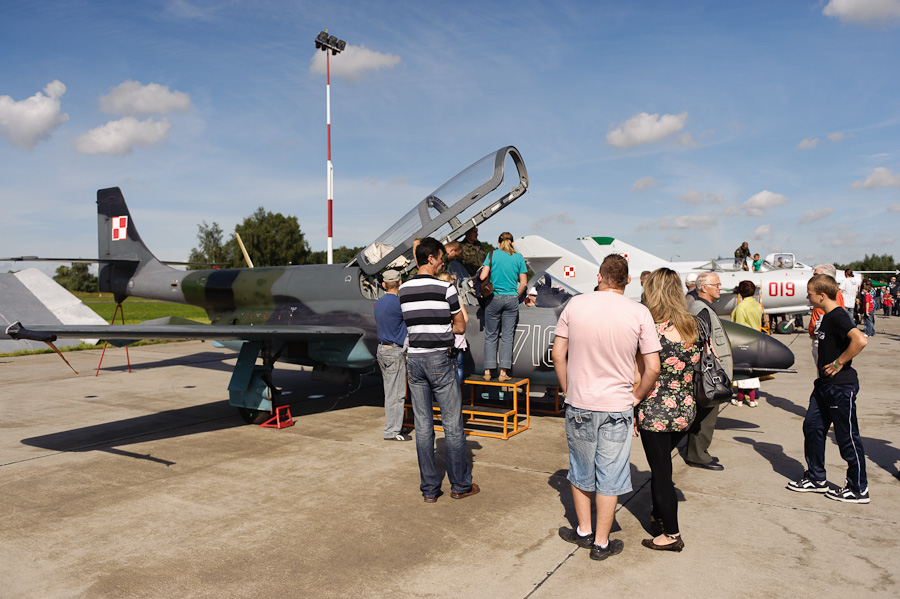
[[373, 234, 877, 560]]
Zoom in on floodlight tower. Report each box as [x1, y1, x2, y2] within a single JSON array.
[[314, 30, 346, 265]]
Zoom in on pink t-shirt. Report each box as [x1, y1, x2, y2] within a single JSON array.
[[555, 291, 662, 412]]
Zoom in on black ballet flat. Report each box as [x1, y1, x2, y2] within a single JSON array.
[[642, 534, 685, 552]]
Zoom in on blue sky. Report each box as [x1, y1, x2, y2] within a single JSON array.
[[2, 0, 899, 275]]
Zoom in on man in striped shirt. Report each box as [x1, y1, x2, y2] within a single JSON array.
[[399, 237, 478, 503]]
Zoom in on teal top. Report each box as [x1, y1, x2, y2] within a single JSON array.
[[483, 250, 527, 296]]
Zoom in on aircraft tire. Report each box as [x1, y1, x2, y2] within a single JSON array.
[[238, 407, 271, 425], [775, 321, 795, 334]]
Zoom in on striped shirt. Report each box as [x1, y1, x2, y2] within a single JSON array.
[[399, 275, 460, 354]]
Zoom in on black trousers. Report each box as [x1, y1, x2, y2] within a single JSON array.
[[640, 429, 688, 535]]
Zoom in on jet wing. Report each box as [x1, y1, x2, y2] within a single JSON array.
[[4, 321, 364, 344]]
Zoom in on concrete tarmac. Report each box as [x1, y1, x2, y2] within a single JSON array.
[[2, 317, 899, 599]]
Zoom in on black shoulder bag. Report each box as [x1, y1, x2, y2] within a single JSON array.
[[694, 314, 733, 408]]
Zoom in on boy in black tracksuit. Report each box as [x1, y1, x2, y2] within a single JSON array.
[[788, 274, 870, 503]]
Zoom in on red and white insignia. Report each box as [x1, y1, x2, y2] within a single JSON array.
[[619, 252, 629, 262], [564, 265, 575, 278], [111, 216, 128, 241]]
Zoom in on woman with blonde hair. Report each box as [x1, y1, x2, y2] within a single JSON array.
[[635, 268, 700, 552], [478, 232, 527, 381]]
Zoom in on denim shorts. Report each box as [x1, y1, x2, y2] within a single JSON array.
[[565, 406, 634, 495]]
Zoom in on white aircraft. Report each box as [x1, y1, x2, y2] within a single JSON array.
[[516, 235, 815, 318]]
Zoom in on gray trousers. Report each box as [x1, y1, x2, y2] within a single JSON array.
[[687, 406, 718, 464], [377, 344, 407, 438]]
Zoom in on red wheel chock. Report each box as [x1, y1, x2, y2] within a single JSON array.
[[260, 405, 294, 429]]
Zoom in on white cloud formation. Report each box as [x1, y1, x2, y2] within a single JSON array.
[[799, 207, 835, 223], [668, 235, 683, 244], [707, 193, 723, 204], [828, 131, 849, 142], [99, 81, 191, 116], [823, 0, 900, 25], [674, 133, 698, 148], [531, 210, 576, 231], [753, 224, 772, 239], [742, 190, 789, 216], [631, 176, 658, 191], [638, 214, 717, 230], [606, 112, 687, 148], [0, 80, 69, 149], [678, 190, 704, 204], [829, 232, 858, 247], [75, 117, 171, 156], [889, 202, 900, 211], [310, 44, 401, 81], [851, 166, 900, 189], [798, 137, 819, 149]]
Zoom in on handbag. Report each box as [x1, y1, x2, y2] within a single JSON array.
[[477, 251, 495, 299], [693, 315, 733, 408]]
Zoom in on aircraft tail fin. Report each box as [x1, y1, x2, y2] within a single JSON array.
[[96, 187, 171, 299], [515, 235, 599, 294], [580, 236, 668, 276]]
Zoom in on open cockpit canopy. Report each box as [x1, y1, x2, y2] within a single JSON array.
[[355, 146, 528, 275]]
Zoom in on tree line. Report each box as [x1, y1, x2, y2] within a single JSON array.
[[186, 207, 364, 269]]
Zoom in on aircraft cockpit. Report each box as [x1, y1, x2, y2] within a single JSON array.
[[697, 252, 811, 274], [352, 147, 529, 285]]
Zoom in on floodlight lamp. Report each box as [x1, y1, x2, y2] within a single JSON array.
[[316, 31, 328, 43], [327, 35, 338, 47], [336, 40, 346, 52]]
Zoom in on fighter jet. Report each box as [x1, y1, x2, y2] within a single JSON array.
[[518, 235, 817, 319], [4, 147, 794, 423]]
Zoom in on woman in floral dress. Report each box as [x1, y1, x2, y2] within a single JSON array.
[[636, 268, 700, 552]]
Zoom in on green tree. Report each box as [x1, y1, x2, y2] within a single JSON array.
[[229, 207, 311, 267], [187, 221, 236, 269], [53, 263, 99, 292], [305, 245, 366, 265], [836, 254, 898, 282]]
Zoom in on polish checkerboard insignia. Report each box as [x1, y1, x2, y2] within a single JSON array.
[[619, 253, 629, 262], [112, 216, 128, 241], [564, 265, 575, 277]]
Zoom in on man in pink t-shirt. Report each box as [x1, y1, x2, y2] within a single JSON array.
[[553, 254, 661, 561]]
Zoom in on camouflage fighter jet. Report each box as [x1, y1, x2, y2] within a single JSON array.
[[4, 146, 795, 423]]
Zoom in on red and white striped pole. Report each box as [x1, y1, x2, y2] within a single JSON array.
[[315, 31, 345, 265], [326, 49, 333, 264]]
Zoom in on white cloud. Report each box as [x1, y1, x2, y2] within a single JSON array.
[[798, 137, 819, 149], [823, 0, 900, 25], [99, 81, 191, 116], [606, 111, 688, 148], [638, 214, 717, 230], [828, 131, 849, 142], [707, 193, 723, 204], [889, 202, 900, 211], [310, 44, 401, 81], [0, 80, 69, 149], [753, 224, 772, 239], [674, 133, 698, 148], [668, 235, 683, 244], [829, 232, 858, 247], [799, 207, 834, 223], [531, 210, 575, 231], [851, 166, 900, 189], [75, 117, 171, 156], [742, 190, 789, 216], [677, 190, 704, 204], [631, 176, 658, 191]]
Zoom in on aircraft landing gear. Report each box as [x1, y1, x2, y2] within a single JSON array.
[[228, 341, 283, 424]]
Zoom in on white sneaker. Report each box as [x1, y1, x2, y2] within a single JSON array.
[[730, 398, 741, 406], [747, 400, 758, 407]]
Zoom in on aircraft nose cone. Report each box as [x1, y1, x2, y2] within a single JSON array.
[[725, 321, 795, 374]]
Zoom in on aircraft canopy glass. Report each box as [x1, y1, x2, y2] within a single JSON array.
[[355, 146, 529, 275]]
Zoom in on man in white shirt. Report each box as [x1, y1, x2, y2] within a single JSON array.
[[839, 269, 859, 323]]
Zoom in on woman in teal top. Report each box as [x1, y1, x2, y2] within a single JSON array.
[[478, 232, 527, 381]]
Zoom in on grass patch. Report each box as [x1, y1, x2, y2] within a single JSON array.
[[0, 339, 186, 358], [74, 292, 210, 325]]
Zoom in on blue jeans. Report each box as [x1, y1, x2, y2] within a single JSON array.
[[407, 350, 473, 497], [456, 349, 465, 387], [803, 383, 867, 493], [484, 294, 519, 370], [864, 313, 875, 336], [565, 407, 634, 496], [376, 343, 407, 438]]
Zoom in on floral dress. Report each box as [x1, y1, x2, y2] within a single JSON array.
[[637, 321, 700, 433]]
